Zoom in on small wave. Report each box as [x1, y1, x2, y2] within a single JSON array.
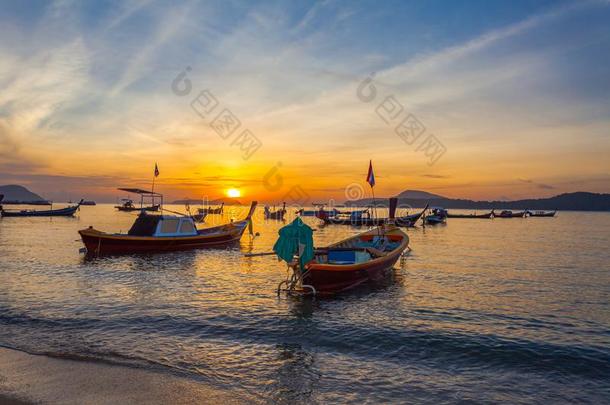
[[1, 310, 609, 382]]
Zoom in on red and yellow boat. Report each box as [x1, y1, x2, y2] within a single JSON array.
[[303, 226, 409, 294], [275, 198, 409, 295], [79, 202, 257, 256]]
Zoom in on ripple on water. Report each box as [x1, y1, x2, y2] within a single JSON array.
[[1, 207, 609, 403]]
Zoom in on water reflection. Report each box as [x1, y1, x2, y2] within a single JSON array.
[[270, 343, 319, 404]]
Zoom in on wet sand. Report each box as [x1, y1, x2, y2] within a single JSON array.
[[0, 347, 246, 405]]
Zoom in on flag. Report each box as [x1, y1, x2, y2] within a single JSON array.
[[154, 163, 159, 177], [366, 160, 375, 187]]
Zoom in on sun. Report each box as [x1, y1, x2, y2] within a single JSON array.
[[227, 188, 241, 198]]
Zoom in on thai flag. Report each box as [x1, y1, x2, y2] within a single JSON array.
[[366, 160, 375, 188], [154, 163, 159, 177]]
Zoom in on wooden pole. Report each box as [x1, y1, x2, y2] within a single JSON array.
[[371, 185, 377, 220]]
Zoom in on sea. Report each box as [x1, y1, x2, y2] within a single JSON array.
[[1, 204, 609, 403]]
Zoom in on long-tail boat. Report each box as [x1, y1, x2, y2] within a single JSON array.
[[79, 202, 257, 256], [1, 200, 83, 217], [526, 210, 557, 217], [495, 210, 527, 218], [446, 210, 493, 219], [275, 198, 409, 295], [316, 204, 427, 227], [114, 188, 162, 212], [198, 202, 224, 215], [423, 207, 448, 225], [265, 202, 286, 220], [296, 207, 341, 217]]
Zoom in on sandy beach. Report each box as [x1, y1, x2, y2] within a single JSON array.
[[0, 347, 245, 405]]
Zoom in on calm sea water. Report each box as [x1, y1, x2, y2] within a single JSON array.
[[1, 205, 609, 403]]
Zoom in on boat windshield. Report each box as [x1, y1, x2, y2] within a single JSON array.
[[128, 214, 161, 236]]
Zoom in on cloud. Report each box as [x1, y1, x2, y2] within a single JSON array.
[[0, 1, 608, 201], [107, 2, 193, 97], [421, 174, 450, 179]]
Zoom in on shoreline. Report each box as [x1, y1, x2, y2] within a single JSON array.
[[0, 347, 246, 405]]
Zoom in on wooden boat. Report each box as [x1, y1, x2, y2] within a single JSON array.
[[265, 202, 286, 220], [303, 227, 408, 294], [79, 202, 257, 256], [296, 207, 340, 217], [81, 200, 97, 206], [495, 210, 527, 218], [424, 207, 447, 225], [114, 188, 163, 212], [115, 200, 160, 212], [394, 205, 428, 227], [198, 202, 224, 215], [316, 205, 427, 227], [527, 210, 557, 217], [446, 211, 493, 219], [1, 200, 83, 217], [277, 198, 409, 295]]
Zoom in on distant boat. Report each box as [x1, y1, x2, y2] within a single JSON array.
[[114, 188, 162, 212], [1, 200, 83, 217], [81, 200, 96, 206], [296, 207, 340, 217], [115, 199, 160, 212], [495, 210, 527, 218], [316, 205, 427, 227], [198, 202, 224, 215], [446, 211, 493, 219], [527, 210, 557, 217], [423, 207, 447, 225], [265, 202, 286, 220], [79, 202, 257, 256]]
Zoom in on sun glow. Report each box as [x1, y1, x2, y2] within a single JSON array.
[[227, 188, 241, 198]]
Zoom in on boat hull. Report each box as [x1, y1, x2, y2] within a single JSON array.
[[302, 227, 408, 295], [1, 204, 80, 217], [527, 211, 556, 217], [424, 215, 446, 225], [446, 212, 493, 219], [79, 224, 247, 256], [304, 252, 403, 294], [319, 206, 427, 227], [496, 211, 527, 218]]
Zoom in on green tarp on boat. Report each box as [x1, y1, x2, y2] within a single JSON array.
[[273, 217, 314, 268]]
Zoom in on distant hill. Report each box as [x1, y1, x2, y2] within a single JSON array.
[[172, 197, 242, 206], [348, 191, 610, 211], [394, 189, 445, 199], [0, 185, 50, 204]]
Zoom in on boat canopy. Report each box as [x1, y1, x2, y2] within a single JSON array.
[[127, 213, 197, 237], [118, 188, 163, 197]]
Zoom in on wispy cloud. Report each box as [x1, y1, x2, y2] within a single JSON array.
[[0, 0, 608, 200]]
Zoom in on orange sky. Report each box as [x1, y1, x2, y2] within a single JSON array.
[[1, 1, 609, 203]]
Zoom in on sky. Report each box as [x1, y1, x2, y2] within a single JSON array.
[[0, 0, 609, 203]]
